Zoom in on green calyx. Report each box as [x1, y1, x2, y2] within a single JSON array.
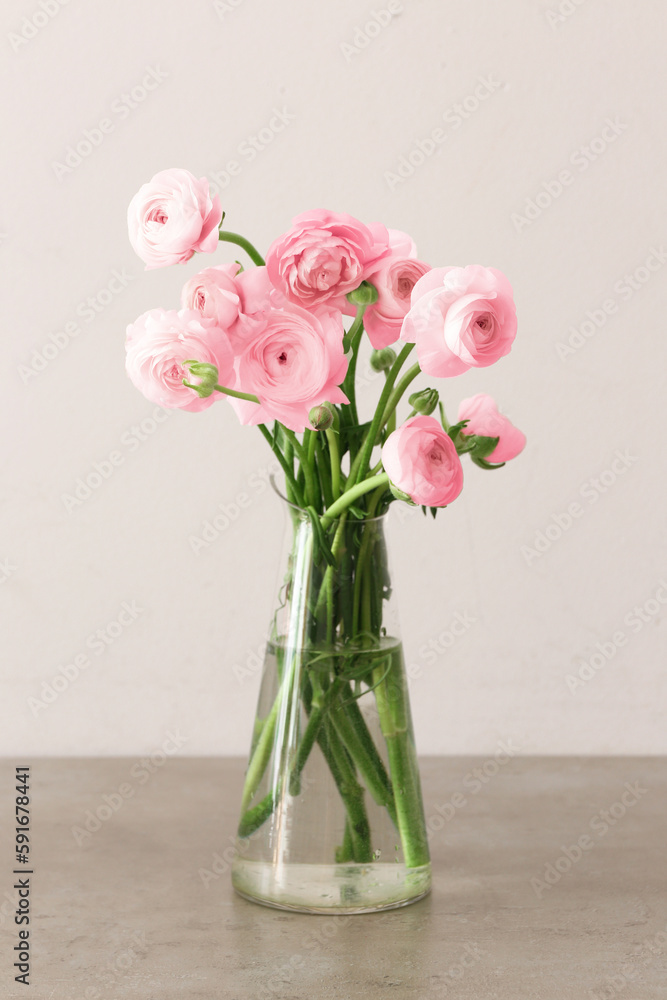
[[182, 360, 219, 398], [346, 280, 379, 307], [370, 347, 397, 373], [309, 402, 336, 431], [408, 387, 439, 416], [454, 429, 505, 469], [388, 482, 416, 505]]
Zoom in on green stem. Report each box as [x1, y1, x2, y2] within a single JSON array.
[[218, 230, 265, 266], [330, 692, 397, 826], [372, 654, 430, 869], [318, 720, 372, 863], [320, 474, 389, 529], [182, 380, 260, 403], [315, 434, 334, 510], [326, 428, 341, 499], [305, 430, 318, 508], [288, 675, 343, 795], [341, 309, 366, 427], [238, 787, 280, 838], [336, 819, 354, 863], [314, 515, 349, 618], [347, 344, 415, 489], [377, 362, 421, 439], [343, 305, 367, 353], [281, 431, 296, 505], [257, 424, 304, 507], [351, 489, 384, 635], [282, 428, 318, 513], [213, 383, 260, 403], [239, 690, 282, 814]]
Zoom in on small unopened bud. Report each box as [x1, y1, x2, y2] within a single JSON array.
[[370, 347, 397, 372], [346, 280, 379, 307], [409, 387, 439, 416], [309, 402, 335, 431], [182, 360, 219, 398]]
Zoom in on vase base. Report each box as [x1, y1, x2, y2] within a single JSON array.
[[231, 860, 431, 914]]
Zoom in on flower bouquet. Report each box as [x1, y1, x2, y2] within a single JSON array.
[[124, 168, 525, 912]]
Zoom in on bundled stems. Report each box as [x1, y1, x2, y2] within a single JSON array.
[[234, 288, 430, 872]]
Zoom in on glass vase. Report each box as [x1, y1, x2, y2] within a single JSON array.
[[231, 484, 431, 913]]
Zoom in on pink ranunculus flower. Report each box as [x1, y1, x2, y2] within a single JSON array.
[[266, 209, 390, 309], [457, 394, 526, 463], [228, 304, 348, 432], [181, 262, 242, 329], [229, 265, 275, 346], [382, 415, 464, 507], [364, 254, 432, 349], [400, 265, 517, 377], [127, 168, 223, 270], [125, 308, 234, 412]]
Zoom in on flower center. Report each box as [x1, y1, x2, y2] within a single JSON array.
[[165, 362, 183, 386], [396, 275, 414, 298], [262, 342, 296, 380], [148, 208, 168, 226]]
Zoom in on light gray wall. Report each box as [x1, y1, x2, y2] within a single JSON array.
[[3, 0, 666, 755]]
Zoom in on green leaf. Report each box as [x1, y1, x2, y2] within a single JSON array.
[[447, 419, 469, 443], [339, 419, 371, 458], [470, 435, 500, 460], [471, 456, 506, 470]]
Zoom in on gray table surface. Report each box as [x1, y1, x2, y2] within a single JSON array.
[[1, 757, 665, 999]]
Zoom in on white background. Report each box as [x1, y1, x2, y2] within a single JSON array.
[[2, 0, 666, 756]]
